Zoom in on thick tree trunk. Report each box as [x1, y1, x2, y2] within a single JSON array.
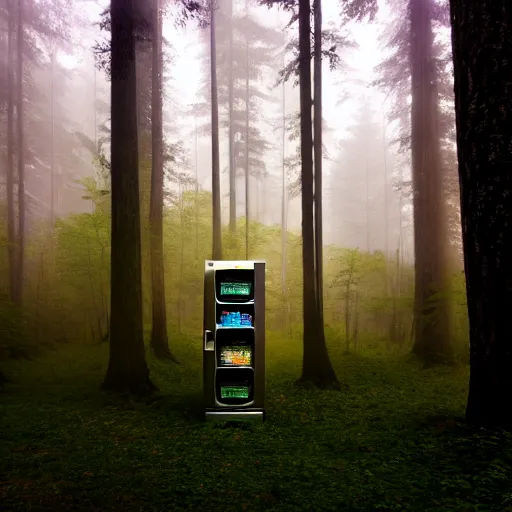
[[102, 0, 156, 395], [16, 0, 25, 306], [228, 0, 236, 235], [6, 0, 16, 304], [149, 0, 177, 362], [135, 32, 153, 329], [313, 0, 324, 324], [297, 0, 339, 390], [210, 0, 222, 260], [450, 0, 512, 427], [409, 0, 452, 365]]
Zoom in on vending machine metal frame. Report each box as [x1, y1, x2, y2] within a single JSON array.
[[203, 260, 265, 422]]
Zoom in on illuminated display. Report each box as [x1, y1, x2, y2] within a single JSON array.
[[220, 311, 252, 327], [220, 346, 252, 366], [221, 386, 249, 399], [220, 281, 251, 297]]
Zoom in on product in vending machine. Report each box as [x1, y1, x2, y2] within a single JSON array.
[[221, 311, 230, 325], [240, 313, 252, 326]]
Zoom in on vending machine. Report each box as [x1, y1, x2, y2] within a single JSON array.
[[203, 260, 266, 422]]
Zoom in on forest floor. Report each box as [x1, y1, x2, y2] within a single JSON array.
[[1, 334, 512, 511]]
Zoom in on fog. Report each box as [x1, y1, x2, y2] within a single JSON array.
[[7, 0, 510, 508], [9, 0, 422, 259]]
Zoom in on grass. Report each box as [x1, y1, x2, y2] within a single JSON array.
[[1, 334, 512, 511]]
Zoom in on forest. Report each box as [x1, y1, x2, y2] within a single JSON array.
[[1, 0, 511, 510]]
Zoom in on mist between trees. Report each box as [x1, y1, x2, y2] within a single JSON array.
[[0, 0, 466, 371], [1, 0, 512, 503], [0, 0, 512, 511]]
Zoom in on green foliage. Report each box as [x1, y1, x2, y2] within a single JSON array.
[[54, 210, 111, 343], [0, 342, 508, 510], [0, 184, 469, 364]]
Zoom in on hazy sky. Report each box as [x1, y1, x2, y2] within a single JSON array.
[[57, 0, 411, 256]]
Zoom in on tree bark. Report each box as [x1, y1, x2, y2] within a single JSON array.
[[134, 27, 153, 329], [6, 0, 16, 304], [210, 0, 222, 260], [450, 0, 512, 427], [16, 0, 25, 306], [409, 0, 452, 365], [313, 0, 324, 324], [297, 0, 339, 390], [149, 0, 177, 362], [101, 0, 156, 395]]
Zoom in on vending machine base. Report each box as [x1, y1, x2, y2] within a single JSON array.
[[205, 408, 265, 423]]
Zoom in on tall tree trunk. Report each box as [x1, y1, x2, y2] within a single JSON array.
[[6, 0, 16, 304], [194, 113, 199, 259], [210, 0, 222, 260], [101, 0, 156, 394], [281, 61, 288, 329], [49, 49, 56, 271], [409, 0, 452, 365], [135, 37, 152, 329], [365, 151, 370, 252], [297, 0, 339, 390], [345, 284, 350, 353], [382, 113, 388, 259], [228, 0, 236, 235], [50, 50, 56, 230], [177, 186, 185, 334], [353, 291, 360, 351], [149, 0, 177, 361], [244, 0, 250, 260], [450, 0, 512, 427], [313, 0, 324, 324], [16, 0, 25, 306]]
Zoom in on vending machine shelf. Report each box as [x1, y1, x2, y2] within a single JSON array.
[[216, 365, 253, 369], [216, 300, 254, 306], [217, 325, 254, 330]]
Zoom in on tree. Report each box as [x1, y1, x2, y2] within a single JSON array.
[[450, 0, 512, 427], [329, 97, 401, 256], [408, 0, 451, 365], [6, 0, 16, 304], [16, 0, 25, 307], [1, 0, 80, 305], [149, 0, 177, 361], [313, 0, 323, 322], [280, 43, 289, 328], [101, 0, 156, 394], [297, 0, 339, 389], [195, 0, 279, 249], [210, 0, 222, 260], [371, 0, 453, 365]]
